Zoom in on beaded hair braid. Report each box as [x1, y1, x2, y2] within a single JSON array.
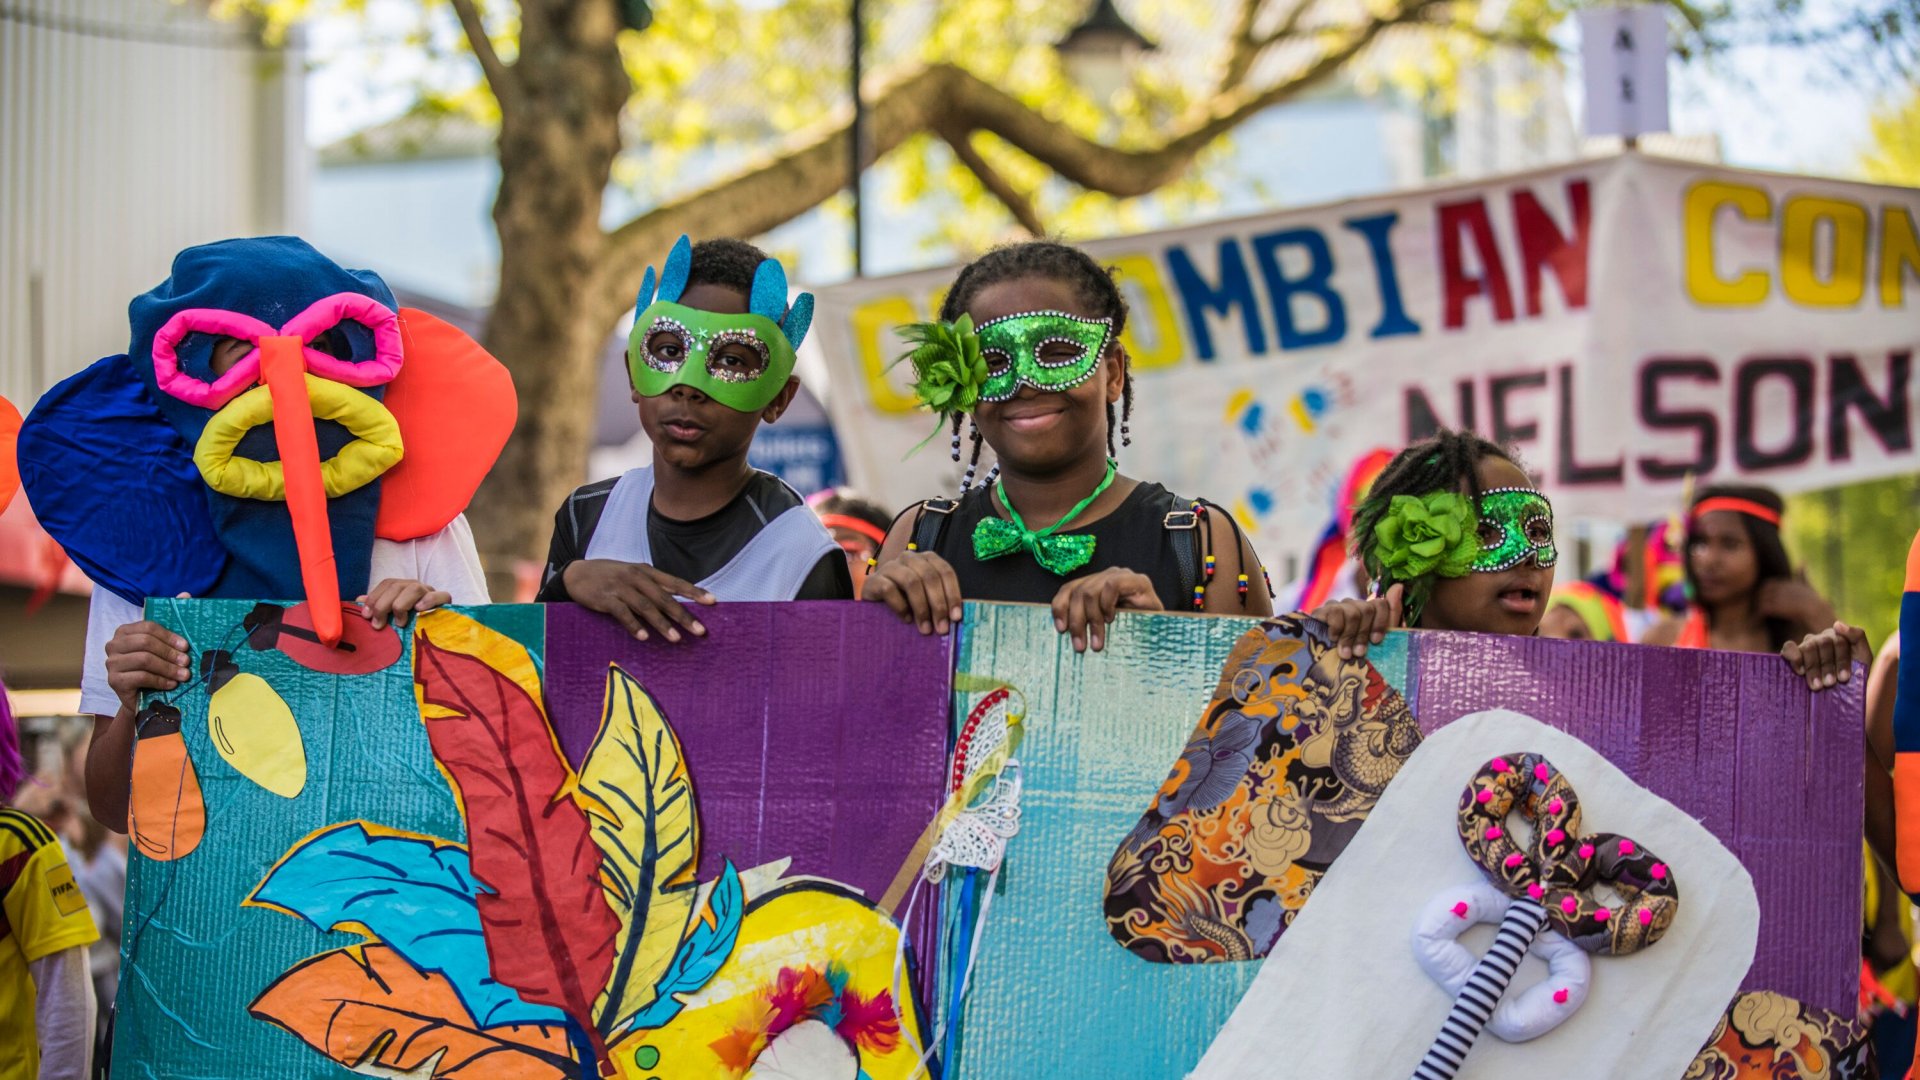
[[938, 241, 1135, 491], [1349, 429, 1519, 615]]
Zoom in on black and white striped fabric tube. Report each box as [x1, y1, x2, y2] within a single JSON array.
[[1410, 896, 1551, 1080]]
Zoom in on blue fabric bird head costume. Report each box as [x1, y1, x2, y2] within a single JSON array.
[[19, 237, 516, 645]]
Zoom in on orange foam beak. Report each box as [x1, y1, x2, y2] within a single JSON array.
[[259, 337, 343, 646]]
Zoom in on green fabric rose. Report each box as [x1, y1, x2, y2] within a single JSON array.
[[894, 314, 987, 416], [1372, 492, 1479, 580]]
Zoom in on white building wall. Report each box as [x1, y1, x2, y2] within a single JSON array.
[[0, 0, 305, 405]]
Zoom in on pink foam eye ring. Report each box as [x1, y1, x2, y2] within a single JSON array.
[[150, 292, 405, 409]]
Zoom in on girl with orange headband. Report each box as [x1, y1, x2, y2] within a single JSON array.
[[1645, 485, 1869, 688]]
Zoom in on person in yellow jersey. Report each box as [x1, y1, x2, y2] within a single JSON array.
[[0, 682, 99, 1080]]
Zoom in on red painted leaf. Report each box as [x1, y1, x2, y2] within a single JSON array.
[[414, 636, 619, 1063]]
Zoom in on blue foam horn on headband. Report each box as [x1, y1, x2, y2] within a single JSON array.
[[631, 233, 814, 349], [658, 235, 692, 304], [633, 235, 691, 312], [634, 265, 658, 312]]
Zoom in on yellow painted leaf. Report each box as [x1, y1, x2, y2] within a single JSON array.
[[582, 665, 699, 1035]]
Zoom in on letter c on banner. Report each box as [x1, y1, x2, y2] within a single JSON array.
[[1684, 182, 1771, 307], [852, 296, 925, 414], [1108, 253, 1183, 372]]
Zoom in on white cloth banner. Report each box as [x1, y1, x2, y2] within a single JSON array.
[[811, 153, 1920, 571]]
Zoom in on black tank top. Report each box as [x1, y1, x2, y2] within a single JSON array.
[[915, 481, 1204, 611]]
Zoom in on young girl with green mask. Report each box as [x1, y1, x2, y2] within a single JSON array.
[[862, 241, 1272, 652], [1311, 429, 1867, 687]]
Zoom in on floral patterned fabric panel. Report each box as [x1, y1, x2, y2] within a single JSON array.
[[1685, 991, 1876, 1080], [1104, 615, 1421, 962]]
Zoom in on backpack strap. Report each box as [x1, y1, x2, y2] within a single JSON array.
[[910, 497, 959, 555], [1163, 497, 1204, 610]]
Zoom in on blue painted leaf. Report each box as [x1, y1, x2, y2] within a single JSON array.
[[622, 861, 744, 1033], [249, 822, 566, 1027]]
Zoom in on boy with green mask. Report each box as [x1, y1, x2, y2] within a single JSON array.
[[537, 237, 852, 638]]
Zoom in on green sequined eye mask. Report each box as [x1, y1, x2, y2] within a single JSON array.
[[975, 310, 1111, 403], [1471, 488, 1558, 573]]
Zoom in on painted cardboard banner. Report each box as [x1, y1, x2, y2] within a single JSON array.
[[113, 600, 1862, 1080], [114, 599, 951, 1080], [947, 602, 1861, 1079], [810, 153, 1920, 569]]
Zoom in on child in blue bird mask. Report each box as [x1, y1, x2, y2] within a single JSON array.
[[18, 237, 512, 833]]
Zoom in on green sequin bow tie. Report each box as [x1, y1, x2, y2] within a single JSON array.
[[972, 460, 1118, 576]]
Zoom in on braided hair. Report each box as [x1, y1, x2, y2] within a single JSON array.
[[1349, 429, 1520, 624], [939, 240, 1135, 488]]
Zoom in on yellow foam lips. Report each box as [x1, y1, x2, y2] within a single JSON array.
[[194, 375, 403, 500]]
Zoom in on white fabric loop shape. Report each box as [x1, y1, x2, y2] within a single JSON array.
[[925, 761, 1023, 882], [1411, 879, 1592, 1042]]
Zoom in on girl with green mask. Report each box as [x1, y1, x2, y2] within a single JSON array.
[[1313, 428, 1867, 695], [862, 241, 1273, 652]]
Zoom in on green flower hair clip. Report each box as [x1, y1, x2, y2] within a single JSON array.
[[1372, 491, 1479, 581], [894, 315, 987, 418]]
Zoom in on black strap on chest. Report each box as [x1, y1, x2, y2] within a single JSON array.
[[911, 490, 1208, 604], [1163, 497, 1203, 607], [909, 497, 959, 554]]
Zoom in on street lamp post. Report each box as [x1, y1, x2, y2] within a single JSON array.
[[1055, 0, 1157, 105], [849, 0, 866, 277]]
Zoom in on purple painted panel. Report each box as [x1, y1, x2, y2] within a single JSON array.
[[543, 601, 953, 994], [1408, 631, 1863, 1014]]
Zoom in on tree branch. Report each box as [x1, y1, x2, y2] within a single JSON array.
[[938, 127, 1047, 236], [1222, 0, 1275, 90], [594, 0, 1439, 311], [448, 0, 519, 111]]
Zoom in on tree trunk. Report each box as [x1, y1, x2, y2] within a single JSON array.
[[466, 0, 629, 594]]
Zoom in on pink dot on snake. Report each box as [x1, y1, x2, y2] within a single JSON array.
[[1486, 825, 1504, 839], [1505, 853, 1525, 868], [1595, 908, 1611, 922], [1638, 909, 1654, 925], [1477, 789, 1493, 804], [1546, 828, 1566, 845], [1620, 839, 1637, 855], [1579, 843, 1596, 859], [1452, 902, 1470, 918], [1528, 883, 1545, 899], [1548, 798, 1563, 814], [1651, 863, 1667, 879], [1535, 763, 1550, 781], [1561, 896, 1578, 914], [1491, 758, 1510, 772], [1554, 989, 1570, 1005]]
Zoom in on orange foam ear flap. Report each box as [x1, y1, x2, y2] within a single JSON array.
[[130, 724, 206, 862], [375, 309, 517, 542], [0, 394, 21, 515], [261, 337, 343, 646]]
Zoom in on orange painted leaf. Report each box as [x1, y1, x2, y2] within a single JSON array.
[[250, 945, 573, 1078], [414, 636, 620, 1060]]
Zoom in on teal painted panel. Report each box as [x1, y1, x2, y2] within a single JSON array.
[[947, 602, 1411, 1078], [114, 601, 519, 1080]]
